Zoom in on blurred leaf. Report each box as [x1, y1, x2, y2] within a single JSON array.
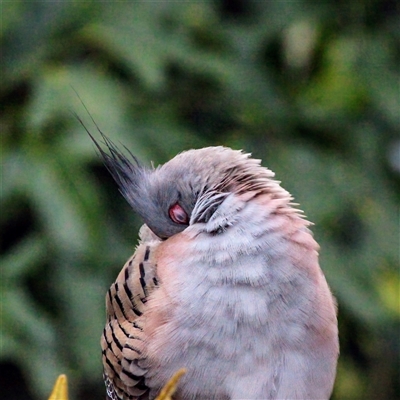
[[1, 234, 45, 279], [376, 269, 400, 317]]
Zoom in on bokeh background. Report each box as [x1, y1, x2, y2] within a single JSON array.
[[1, 1, 399, 399]]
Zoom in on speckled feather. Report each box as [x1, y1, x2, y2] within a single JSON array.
[[102, 226, 161, 400]]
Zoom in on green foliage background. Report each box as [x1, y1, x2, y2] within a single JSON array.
[[1, 1, 399, 399]]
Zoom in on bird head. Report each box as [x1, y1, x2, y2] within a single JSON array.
[[89, 134, 290, 240]]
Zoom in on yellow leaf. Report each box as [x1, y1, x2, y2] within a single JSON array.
[[48, 374, 68, 400], [155, 369, 186, 400]]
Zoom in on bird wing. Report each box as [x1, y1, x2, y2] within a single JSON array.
[[101, 225, 161, 400]]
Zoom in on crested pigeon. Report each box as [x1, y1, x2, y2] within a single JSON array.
[[91, 136, 339, 400]]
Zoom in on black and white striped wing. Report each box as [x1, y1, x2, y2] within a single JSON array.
[[101, 225, 160, 400]]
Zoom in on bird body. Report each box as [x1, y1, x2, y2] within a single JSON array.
[[94, 143, 339, 400]]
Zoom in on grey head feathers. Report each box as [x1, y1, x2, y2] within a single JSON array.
[[88, 132, 292, 240]]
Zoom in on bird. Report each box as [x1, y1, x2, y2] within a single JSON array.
[[91, 134, 339, 400]]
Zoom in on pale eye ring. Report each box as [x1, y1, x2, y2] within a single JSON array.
[[169, 203, 189, 225]]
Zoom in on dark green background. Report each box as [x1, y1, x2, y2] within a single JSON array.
[[1, 1, 399, 399]]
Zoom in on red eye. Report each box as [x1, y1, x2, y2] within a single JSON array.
[[169, 203, 189, 225]]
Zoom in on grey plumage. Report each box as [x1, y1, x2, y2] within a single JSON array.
[[91, 134, 339, 400]]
